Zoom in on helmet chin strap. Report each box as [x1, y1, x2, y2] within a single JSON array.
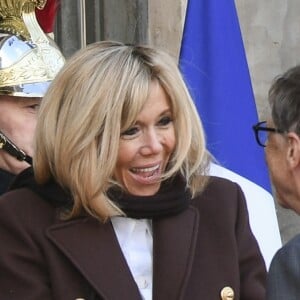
[[0, 131, 32, 165]]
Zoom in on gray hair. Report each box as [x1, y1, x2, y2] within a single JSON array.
[[269, 65, 300, 134]]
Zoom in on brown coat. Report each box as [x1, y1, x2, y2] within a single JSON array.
[[0, 176, 266, 300]]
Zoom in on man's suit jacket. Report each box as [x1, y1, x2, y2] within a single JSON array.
[[267, 234, 300, 300], [0, 176, 266, 299]]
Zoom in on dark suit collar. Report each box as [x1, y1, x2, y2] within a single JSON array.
[[0, 168, 14, 195], [47, 206, 199, 300]]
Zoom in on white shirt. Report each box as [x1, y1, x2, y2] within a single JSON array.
[[111, 217, 153, 300]]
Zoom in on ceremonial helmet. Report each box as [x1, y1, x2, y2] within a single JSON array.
[[0, 0, 65, 97], [0, 0, 65, 164]]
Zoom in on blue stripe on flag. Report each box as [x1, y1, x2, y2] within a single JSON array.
[[179, 0, 271, 192]]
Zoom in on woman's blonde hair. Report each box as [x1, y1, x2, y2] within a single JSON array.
[[34, 41, 210, 221]]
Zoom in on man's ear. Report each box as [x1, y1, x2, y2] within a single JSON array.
[[287, 132, 300, 169]]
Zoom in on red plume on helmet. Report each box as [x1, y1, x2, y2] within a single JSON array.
[[35, 0, 60, 34]]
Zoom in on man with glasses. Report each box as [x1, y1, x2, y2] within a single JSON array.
[[253, 65, 300, 299]]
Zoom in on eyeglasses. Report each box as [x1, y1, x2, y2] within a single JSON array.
[[252, 121, 285, 147]]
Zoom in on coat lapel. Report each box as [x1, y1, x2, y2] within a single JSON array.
[[152, 206, 199, 300], [46, 216, 142, 300], [46, 206, 199, 300]]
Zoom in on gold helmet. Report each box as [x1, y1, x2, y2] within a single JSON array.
[[0, 0, 65, 97]]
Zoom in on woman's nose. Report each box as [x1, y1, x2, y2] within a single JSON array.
[[140, 129, 163, 155]]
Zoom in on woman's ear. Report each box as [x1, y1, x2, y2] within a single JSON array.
[[286, 132, 300, 169]]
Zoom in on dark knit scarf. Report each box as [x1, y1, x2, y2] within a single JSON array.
[[107, 175, 191, 219], [10, 167, 190, 219], [9, 167, 73, 209]]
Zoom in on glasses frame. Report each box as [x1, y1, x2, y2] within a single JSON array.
[[252, 121, 285, 147]]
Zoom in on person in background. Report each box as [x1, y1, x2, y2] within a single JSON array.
[[0, 41, 266, 299], [252, 65, 300, 299], [0, 0, 64, 194]]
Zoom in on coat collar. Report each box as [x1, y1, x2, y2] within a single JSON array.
[[46, 206, 199, 300]]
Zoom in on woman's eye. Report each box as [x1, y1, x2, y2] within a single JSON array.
[[158, 116, 172, 126], [121, 126, 139, 136]]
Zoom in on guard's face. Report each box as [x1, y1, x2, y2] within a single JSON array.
[[114, 82, 176, 196], [0, 95, 41, 174]]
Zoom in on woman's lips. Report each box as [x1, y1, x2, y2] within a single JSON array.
[[130, 164, 161, 182]]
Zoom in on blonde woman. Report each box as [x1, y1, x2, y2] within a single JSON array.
[[0, 41, 266, 299]]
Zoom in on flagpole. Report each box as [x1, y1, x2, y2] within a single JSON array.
[[79, 0, 86, 49]]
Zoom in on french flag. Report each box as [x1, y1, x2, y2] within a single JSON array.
[[179, 0, 281, 269]]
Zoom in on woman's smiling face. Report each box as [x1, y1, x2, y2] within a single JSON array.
[[114, 81, 176, 196]]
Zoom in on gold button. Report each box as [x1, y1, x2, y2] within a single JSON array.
[[220, 286, 234, 300]]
